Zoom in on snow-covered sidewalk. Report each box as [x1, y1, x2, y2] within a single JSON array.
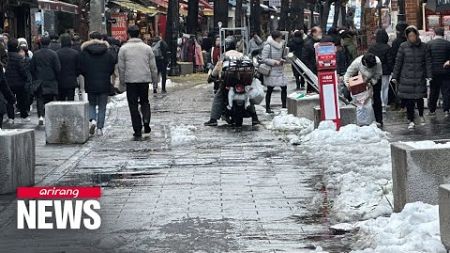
[[267, 115, 446, 252]]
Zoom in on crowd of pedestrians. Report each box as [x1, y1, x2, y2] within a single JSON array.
[[0, 26, 166, 139]]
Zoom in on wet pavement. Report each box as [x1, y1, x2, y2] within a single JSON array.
[[1, 73, 450, 252], [0, 77, 350, 253]]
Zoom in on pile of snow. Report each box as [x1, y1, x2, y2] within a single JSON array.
[[302, 122, 393, 222], [403, 140, 450, 150], [170, 125, 197, 146], [107, 92, 128, 109], [352, 202, 446, 253], [268, 111, 313, 133]]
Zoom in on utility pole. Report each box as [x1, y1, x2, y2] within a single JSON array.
[[235, 0, 243, 27], [89, 0, 106, 34], [187, 0, 199, 34], [166, 0, 180, 76]]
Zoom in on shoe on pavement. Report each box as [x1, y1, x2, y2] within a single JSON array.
[[38, 117, 44, 126], [428, 111, 436, 116], [419, 116, 426, 125], [162, 90, 167, 94], [204, 119, 218, 126], [153, 89, 157, 94], [21, 117, 31, 123], [89, 120, 97, 135], [96, 128, 103, 136], [252, 119, 261, 126], [133, 132, 142, 141], [7, 118, 14, 125], [445, 111, 450, 117], [382, 107, 387, 113], [266, 108, 274, 114], [144, 124, 151, 134], [408, 121, 415, 130]]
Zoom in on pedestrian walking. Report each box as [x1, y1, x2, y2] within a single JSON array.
[[48, 33, 61, 51], [426, 27, 450, 116], [248, 32, 263, 57], [0, 66, 15, 129], [341, 29, 358, 63], [368, 29, 393, 113], [344, 53, 383, 126], [391, 25, 432, 130], [262, 30, 288, 114], [56, 33, 80, 101], [288, 30, 304, 90], [151, 36, 168, 93], [118, 25, 158, 139], [31, 36, 61, 125], [5, 38, 31, 123], [0, 35, 8, 69], [79, 32, 116, 136], [18, 38, 33, 59], [72, 34, 82, 52], [390, 22, 409, 107], [210, 36, 221, 93], [302, 26, 322, 93]]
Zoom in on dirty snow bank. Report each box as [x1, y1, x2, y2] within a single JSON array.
[[301, 122, 393, 223], [267, 111, 314, 144], [351, 202, 445, 253], [170, 125, 197, 146], [403, 140, 450, 149]]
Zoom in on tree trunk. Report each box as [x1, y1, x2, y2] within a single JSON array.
[[214, 0, 228, 29], [279, 0, 289, 31], [250, 0, 261, 34], [235, 0, 243, 27], [166, 0, 180, 76], [341, 4, 347, 27], [320, 0, 331, 31], [187, 0, 199, 34], [333, 0, 340, 28]]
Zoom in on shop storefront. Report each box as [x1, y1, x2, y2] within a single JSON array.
[[0, 0, 38, 43]]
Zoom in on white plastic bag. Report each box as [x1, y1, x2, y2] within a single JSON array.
[[356, 98, 375, 126], [248, 78, 265, 104]]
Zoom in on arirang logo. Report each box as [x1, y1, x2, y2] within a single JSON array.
[[16, 187, 101, 230]]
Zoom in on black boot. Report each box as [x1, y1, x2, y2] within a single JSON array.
[[281, 87, 287, 109], [265, 90, 273, 113]]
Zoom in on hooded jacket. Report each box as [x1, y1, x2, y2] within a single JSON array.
[[79, 39, 117, 94], [427, 35, 450, 76], [287, 35, 304, 59], [57, 43, 80, 90], [392, 26, 432, 99], [5, 52, 28, 88], [368, 29, 393, 75]]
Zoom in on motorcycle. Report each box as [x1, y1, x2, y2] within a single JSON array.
[[220, 56, 264, 127]]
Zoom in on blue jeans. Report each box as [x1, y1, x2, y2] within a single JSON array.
[[88, 93, 108, 129]]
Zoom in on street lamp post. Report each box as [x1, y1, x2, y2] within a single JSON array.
[[166, 0, 180, 76]]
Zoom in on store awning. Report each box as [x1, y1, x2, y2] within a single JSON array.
[[38, 0, 79, 14], [110, 0, 158, 15]]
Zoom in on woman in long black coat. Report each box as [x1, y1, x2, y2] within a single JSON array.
[[392, 26, 432, 130], [0, 69, 16, 129]]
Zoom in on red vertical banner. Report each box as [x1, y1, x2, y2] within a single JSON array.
[[111, 13, 128, 42], [159, 15, 167, 40]]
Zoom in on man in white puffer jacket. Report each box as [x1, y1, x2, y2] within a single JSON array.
[[118, 25, 159, 139]]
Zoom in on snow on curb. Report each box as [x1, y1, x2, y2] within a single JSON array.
[[301, 122, 393, 223], [170, 125, 197, 146], [351, 202, 446, 253]]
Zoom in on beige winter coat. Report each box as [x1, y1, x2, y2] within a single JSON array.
[[118, 38, 159, 86]]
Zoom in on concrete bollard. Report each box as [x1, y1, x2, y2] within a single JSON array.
[[391, 140, 450, 212], [178, 62, 194, 75], [0, 129, 35, 194], [439, 184, 450, 251], [313, 105, 357, 128], [286, 94, 320, 121], [45, 101, 89, 144]]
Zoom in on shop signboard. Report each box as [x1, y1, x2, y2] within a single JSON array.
[[111, 13, 128, 42]]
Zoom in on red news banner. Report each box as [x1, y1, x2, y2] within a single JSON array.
[[16, 186, 102, 230]]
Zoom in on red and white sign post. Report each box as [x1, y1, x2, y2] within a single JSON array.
[[110, 13, 128, 42], [315, 42, 341, 129]]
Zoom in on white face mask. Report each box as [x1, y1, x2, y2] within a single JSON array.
[[316, 35, 323, 40]]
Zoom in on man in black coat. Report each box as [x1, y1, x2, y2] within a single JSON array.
[[0, 67, 15, 129], [56, 33, 80, 101], [31, 36, 61, 125], [79, 32, 116, 136], [288, 30, 304, 90], [301, 26, 322, 93], [5, 38, 31, 122], [427, 27, 450, 116]]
